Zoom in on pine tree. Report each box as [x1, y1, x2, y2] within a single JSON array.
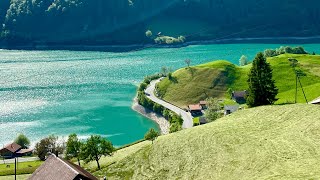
[[247, 52, 278, 107]]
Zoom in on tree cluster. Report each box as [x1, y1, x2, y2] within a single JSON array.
[[264, 46, 308, 57], [34, 134, 114, 170]]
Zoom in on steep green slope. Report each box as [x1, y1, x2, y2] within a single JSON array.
[[157, 54, 320, 107], [88, 104, 320, 179]]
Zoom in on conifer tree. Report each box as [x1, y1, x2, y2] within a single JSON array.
[[247, 52, 278, 107]]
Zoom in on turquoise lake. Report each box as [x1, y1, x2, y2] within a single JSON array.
[[0, 44, 319, 146]]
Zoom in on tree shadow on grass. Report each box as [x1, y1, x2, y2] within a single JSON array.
[[169, 76, 178, 83]]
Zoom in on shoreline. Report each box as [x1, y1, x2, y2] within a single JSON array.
[[1, 36, 320, 52], [132, 96, 170, 135]]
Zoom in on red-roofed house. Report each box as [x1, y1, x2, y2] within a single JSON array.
[[0, 142, 33, 158], [188, 104, 202, 116]]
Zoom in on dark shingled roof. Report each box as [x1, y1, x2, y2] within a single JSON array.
[[29, 155, 97, 180], [232, 91, 247, 98], [0, 142, 21, 153]]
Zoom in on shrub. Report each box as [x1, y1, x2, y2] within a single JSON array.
[[154, 35, 186, 45], [138, 82, 148, 91], [144, 128, 159, 144], [153, 103, 164, 114], [145, 30, 152, 38]]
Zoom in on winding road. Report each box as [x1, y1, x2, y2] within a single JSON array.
[[145, 79, 193, 128]]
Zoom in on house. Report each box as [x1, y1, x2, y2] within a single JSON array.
[[29, 154, 98, 180], [224, 105, 240, 115], [199, 101, 207, 109], [0, 142, 33, 158], [188, 104, 203, 116], [232, 90, 248, 104], [309, 97, 320, 105]]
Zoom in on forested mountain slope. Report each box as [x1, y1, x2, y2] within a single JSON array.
[[1, 0, 320, 47]]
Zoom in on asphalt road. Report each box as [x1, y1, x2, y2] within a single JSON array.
[[0, 157, 39, 164], [145, 79, 193, 128]]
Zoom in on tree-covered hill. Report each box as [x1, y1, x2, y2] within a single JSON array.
[[1, 0, 320, 47]]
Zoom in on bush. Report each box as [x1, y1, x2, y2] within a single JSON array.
[[154, 35, 186, 45], [144, 128, 159, 143], [170, 122, 182, 133], [138, 82, 148, 91], [145, 30, 152, 38], [153, 103, 164, 114]]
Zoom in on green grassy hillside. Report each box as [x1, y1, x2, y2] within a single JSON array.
[[157, 54, 320, 108], [87, 104, 320, 179]]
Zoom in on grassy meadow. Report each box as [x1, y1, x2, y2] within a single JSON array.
[[0, 161, 42, 176], [157, 54, 320, 108], [86, 104, 320, 179], [0, 174, 31, 180]]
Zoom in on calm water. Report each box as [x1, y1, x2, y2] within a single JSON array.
[[0, 44, 319, 146]]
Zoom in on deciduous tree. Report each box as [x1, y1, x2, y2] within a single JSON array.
[[81, 135, 114, 170], [239, 55, 248, 66], [14, 134, 30, 149], [35, 135, 65, 160], [66, 133, 82, 166], [205, 98, 221, 122]]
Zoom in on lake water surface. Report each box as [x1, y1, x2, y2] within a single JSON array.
[[0, 44, 319, 146]]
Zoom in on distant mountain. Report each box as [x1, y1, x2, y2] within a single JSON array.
[[0, 0, 320, 48]]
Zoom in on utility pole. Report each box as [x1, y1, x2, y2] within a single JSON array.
[[288, 58, 308, 104], [296, 69, 308, 103], [289, 58, 299, 103], [14, 155, 17, 180]]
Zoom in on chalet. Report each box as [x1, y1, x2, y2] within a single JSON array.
[[0, 142, 32, 158], [232, 90, 248, 104], [199, 101, 207, 109], [309, 97, 320, 105], [188, 104, 202, 116], [29, 154, 98, 180], [224, 105, 240, 115]]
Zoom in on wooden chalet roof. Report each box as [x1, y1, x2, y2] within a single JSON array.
[[29, 155, 97, 180], [232, 91, 248, 98]]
